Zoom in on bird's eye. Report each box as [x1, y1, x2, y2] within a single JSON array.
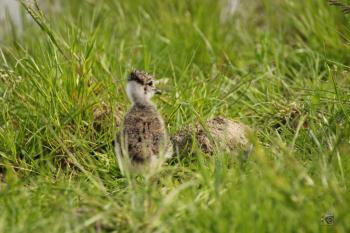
[[147, 81, 153, 86]]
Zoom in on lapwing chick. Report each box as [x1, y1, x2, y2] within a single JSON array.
[[115, 70, 172, 175]]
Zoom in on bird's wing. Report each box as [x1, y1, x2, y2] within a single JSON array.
[[123, 113, 152, 163]]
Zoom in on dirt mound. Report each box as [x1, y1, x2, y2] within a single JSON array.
[[93, 102, 122, 131], [172, 116, 251, 156]]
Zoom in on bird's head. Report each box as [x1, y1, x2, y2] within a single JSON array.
[[126, 70, 161, 105]]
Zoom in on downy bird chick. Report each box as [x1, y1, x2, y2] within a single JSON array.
[[115, 70, 172, 174]]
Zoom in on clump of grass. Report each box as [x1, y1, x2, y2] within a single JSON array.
[[328, 0, 350, 14], [0, 0, 350, 232]]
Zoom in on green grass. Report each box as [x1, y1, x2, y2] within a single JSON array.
[[0, 0, 350, 232]]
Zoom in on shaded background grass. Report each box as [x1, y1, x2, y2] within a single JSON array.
[[0, 0, 350, 232]]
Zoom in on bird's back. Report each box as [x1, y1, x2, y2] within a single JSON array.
[[122, 103, 167, 164]]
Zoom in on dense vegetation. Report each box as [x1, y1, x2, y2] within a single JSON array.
[[0, 0, 349, 232]]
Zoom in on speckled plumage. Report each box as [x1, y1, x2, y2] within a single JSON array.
[[122, 103, 171, 163]]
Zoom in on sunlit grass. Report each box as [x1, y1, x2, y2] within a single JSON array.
[[0, 0, 349, 232]]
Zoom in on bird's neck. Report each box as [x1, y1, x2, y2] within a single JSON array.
[[131, 96, 153, 106], [131, 98, 155, 108]]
